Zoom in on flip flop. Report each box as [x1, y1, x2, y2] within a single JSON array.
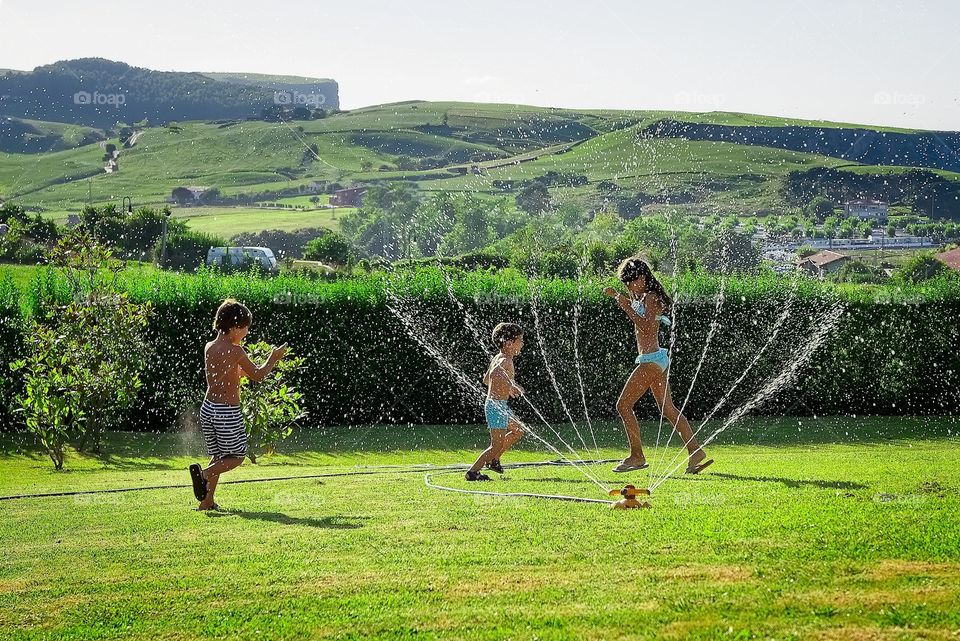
[[685, 459, 714, 475], [612, 461, 649, 473], [189, 463, 208, 501]]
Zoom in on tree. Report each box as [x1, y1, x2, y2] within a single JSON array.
[[894, 252, 948, 283], [302, 232, 355, 265], [171, 186, 194, 205], [199, 188, 221, 205], [806, 196, 835, 222], [516, 183, 552, 215], [703, 228, 760, 274], [440, 204, 493, 256], [11, 232, 152, 465]]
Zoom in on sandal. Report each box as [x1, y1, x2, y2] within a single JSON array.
[[465, 470, 492, 482], [612, 460, 649, 473], [685, 459, 714, 475], [487, 459, 504, 474], [189, 463, 208, 501]]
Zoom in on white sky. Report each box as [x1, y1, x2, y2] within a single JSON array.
[[0, 0, 957, 130]]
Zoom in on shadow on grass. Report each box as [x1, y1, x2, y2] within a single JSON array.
[[705, 471, 868, 491], [205, 510, 368, 529]]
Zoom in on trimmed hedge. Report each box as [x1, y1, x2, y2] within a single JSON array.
[[5, 267, 960, 432], [0, 274, 25, 431]]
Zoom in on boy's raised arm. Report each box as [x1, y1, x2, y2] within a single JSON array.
[[236, 344, 286, 382]]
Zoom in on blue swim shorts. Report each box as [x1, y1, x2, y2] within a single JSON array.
[[635, 348, 670, 372], [484, 398, 514, 430]]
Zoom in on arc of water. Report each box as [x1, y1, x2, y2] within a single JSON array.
[[650, 278, 801, 488], [516, 395, 611, 492], [385, 291, 610, 493], [646, 233, 682, 484], [528, 279, 593, 455], [571, 266, 600, 458], [650, 302, 845, 491], [437, 262, 492, 358], [424, 263, 598, 474], [649, 271, 728, 483]]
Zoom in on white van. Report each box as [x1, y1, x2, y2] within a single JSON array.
[[206, 247, 278, 272]]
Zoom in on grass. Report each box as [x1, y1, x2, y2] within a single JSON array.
[[169, 206, 347, 236], [5, 102, 959, 224], [0, 263, 41, 292], [1, 416, 958, 640]]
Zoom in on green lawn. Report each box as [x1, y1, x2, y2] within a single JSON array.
[[171, 206, 347, 236], [2, 416, 958, 640]]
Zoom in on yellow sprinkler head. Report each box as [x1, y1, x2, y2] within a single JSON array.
[[609, 485, 652, 509]]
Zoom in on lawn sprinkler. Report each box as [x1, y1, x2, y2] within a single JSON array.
[[609, 485, 651, 510]]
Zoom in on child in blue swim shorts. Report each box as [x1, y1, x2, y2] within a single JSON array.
[[466, 322, 525, 481]]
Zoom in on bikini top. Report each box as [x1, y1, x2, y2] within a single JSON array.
[[631, 298, 672, 326]]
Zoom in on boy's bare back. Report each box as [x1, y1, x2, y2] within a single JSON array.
[[204, 338, 245, 405]]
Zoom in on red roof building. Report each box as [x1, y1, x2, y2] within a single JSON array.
[[936, 246, 960, 271]]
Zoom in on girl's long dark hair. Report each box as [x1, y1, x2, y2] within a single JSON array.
[[617, 256, 672, 311]]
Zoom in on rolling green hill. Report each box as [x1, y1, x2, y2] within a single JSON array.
[[0, 58, 340, 127], [3, 100, 959, 236]]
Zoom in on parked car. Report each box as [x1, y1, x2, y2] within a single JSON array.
[[206, 246, 278, 273]]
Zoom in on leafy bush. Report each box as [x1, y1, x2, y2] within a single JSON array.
[[157, 229, 228, 271], [10, 325, 91, 469], [239, 342, 307, 462], [10, 233, 153, 464], [894, 252, 950, 283], [303, 232, 355, 265]]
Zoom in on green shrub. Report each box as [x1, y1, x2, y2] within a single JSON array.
[[239, 341, 307, 462], [303, 232, 354, 265], [894, 252, 950, 283], [10, 325, 91, 469], [8, 266, 960, 431], [157, 230, 228, 271]]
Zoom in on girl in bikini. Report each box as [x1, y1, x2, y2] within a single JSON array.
[[603, 257, 713, 475]]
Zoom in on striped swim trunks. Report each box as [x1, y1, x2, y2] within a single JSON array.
[[199, 399, 248, 459]]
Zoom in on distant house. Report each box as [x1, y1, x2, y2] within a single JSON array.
[[936, 247, 960, 271], [186, 186, 210, 201], [845, 199, 889, 223], [797, 250, 850, 277], [169, 186, 210, 206], [330, 187, 366, 207]]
